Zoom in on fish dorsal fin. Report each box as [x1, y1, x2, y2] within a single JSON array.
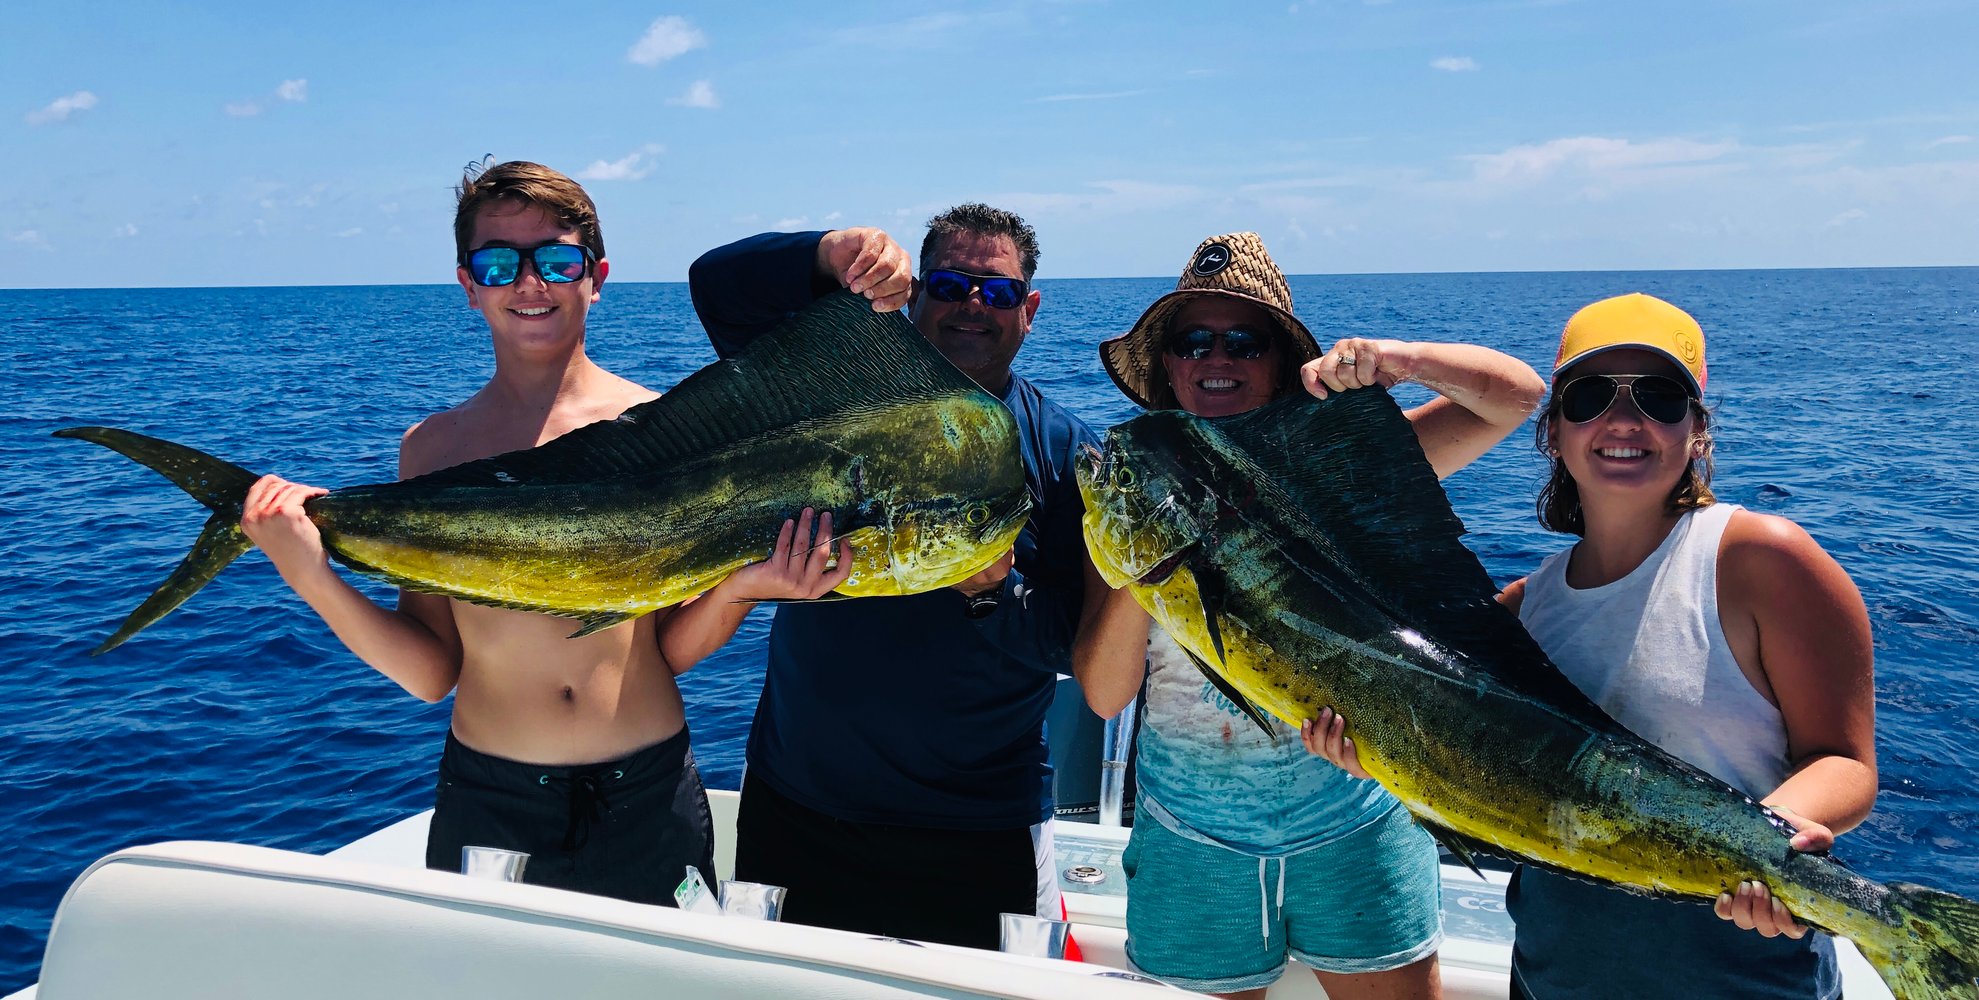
[[401, 292, 972, 489], [1196, 387, 1625, 732]]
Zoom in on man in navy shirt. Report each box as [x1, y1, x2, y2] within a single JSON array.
[[682, 206, 1097, 948]]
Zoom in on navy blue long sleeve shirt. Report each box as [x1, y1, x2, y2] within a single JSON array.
[[689, 231, 1097, 828]]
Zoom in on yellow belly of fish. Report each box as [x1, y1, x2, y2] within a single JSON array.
[[1131, 564, 1329, 727], [342, 512, 1020, 611], [1131, 565, 1697, 894]]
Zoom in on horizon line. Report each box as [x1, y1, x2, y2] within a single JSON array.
[[4, 261, 1976, 294]]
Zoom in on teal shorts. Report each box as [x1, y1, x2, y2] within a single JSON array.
[[1122, 801, 1443, 993]]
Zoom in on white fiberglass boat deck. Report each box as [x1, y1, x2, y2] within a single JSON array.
[[11, 789, 1893, 999]]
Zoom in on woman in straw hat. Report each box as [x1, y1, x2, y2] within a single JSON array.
[[1459, 294, 1872, 1000], [1074, 232, 1543, 1000]]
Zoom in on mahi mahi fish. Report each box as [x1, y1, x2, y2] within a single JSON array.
[[1077, 385, 1978, 1000], [60, 290, 1030, 654]]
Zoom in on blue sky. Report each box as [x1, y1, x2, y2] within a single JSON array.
[[4, 1, 1977, 287]]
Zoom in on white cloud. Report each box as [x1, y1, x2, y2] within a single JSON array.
[[26, 91, 98, 126], [993, 179, 1203, 216], [9, 230, 47, 245], [1465, 136, 1738, 184], [1760, 138, 1860, 170], [1432, 57, 1479, 72], [828, 12, 973, 49], [225, 79, 307, 119], [667, 80, 719, 109], [576, 143, 665, 181], [629, 16, 707, 66], [335, 227, 364, 237], [1240, 175, 1368, 193], [1033, 90, 1146, 103], [112, 224, 137, 238], [1926, 135, 1973, 149], [775, 216, 808, 229], [823, 211, 843, 222], [1825, 208, 1868, 228]]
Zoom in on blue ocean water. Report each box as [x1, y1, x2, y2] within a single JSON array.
[[1, 269, 1975, 990]]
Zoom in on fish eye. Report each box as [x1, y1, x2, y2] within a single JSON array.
[[966, 505, 989, 525], [1114, 466, 1135, 487]]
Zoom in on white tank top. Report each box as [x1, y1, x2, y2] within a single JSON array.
[[1517, 503, 1789, 799]]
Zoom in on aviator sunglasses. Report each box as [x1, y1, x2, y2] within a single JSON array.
[[1558, 373, 1695, 425], [921, 269, 1030, 310], [1167, 326, 1273, 361], [460, 242, 596, 288]]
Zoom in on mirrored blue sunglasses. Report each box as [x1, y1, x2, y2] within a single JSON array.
[[922, 268, 1029, 310], [461, 242, 595, 287]]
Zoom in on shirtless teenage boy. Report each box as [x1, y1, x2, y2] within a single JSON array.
[[238, 161, 799, 904]]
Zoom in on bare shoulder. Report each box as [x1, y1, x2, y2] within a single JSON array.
[[1720, 509, 1840, 580], [600, 373, 661, 417], [399, 397, 486, 479], [1718, 507, 1865, 619]]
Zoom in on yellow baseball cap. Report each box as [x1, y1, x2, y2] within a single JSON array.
[[1554, 293, 1707, 396]]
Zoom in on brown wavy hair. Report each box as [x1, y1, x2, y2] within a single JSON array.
[[453, 158, 605, 263], [1535, 396, 1717, 535]]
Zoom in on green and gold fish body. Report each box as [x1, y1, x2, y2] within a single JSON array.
[[1079, 390, 1979, 1000], [316, 392, 1027, 619], [61, 292, 1030, 650]]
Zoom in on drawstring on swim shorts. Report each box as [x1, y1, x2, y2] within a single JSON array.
[[1256, 856, 1286, 947], [561, 771, 614, 851]]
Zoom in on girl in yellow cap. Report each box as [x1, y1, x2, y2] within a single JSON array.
[[1451, 293, 1874, 999]]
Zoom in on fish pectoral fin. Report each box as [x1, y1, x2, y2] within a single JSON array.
[[1411, 816, 1498, 878], [1191, 556, 1231, 667], [1181, 646, 1278, 744], [567, 612, 638, 639], [744, 594, 853, 605]]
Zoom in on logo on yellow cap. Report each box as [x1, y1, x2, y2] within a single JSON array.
[[1555, 293, 1707, 394]]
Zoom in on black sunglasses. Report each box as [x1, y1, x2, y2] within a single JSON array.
[[1558, 373, 1695, 425], [460, 242, 596, 288], [1167, 326, 1273, 361], [922, 269, 1029, 310]]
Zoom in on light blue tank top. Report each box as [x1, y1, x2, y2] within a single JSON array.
[[1134, 631, 1400, 857]]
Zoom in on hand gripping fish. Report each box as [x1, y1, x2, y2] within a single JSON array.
[[59, 291, 1031, 654], [1077, 386, 1978, 1000]]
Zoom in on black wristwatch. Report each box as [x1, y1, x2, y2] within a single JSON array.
[[963, 586, 1001, 620]]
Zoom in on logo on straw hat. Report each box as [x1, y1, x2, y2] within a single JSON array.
[[1191, 243, 1233, 277]]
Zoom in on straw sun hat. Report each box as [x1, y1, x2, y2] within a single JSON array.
[[1099, 232, 1323, 410]]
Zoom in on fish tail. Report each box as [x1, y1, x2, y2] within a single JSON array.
[[53, 427, 261, 654], [1860, 881, 1979, 1000]]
